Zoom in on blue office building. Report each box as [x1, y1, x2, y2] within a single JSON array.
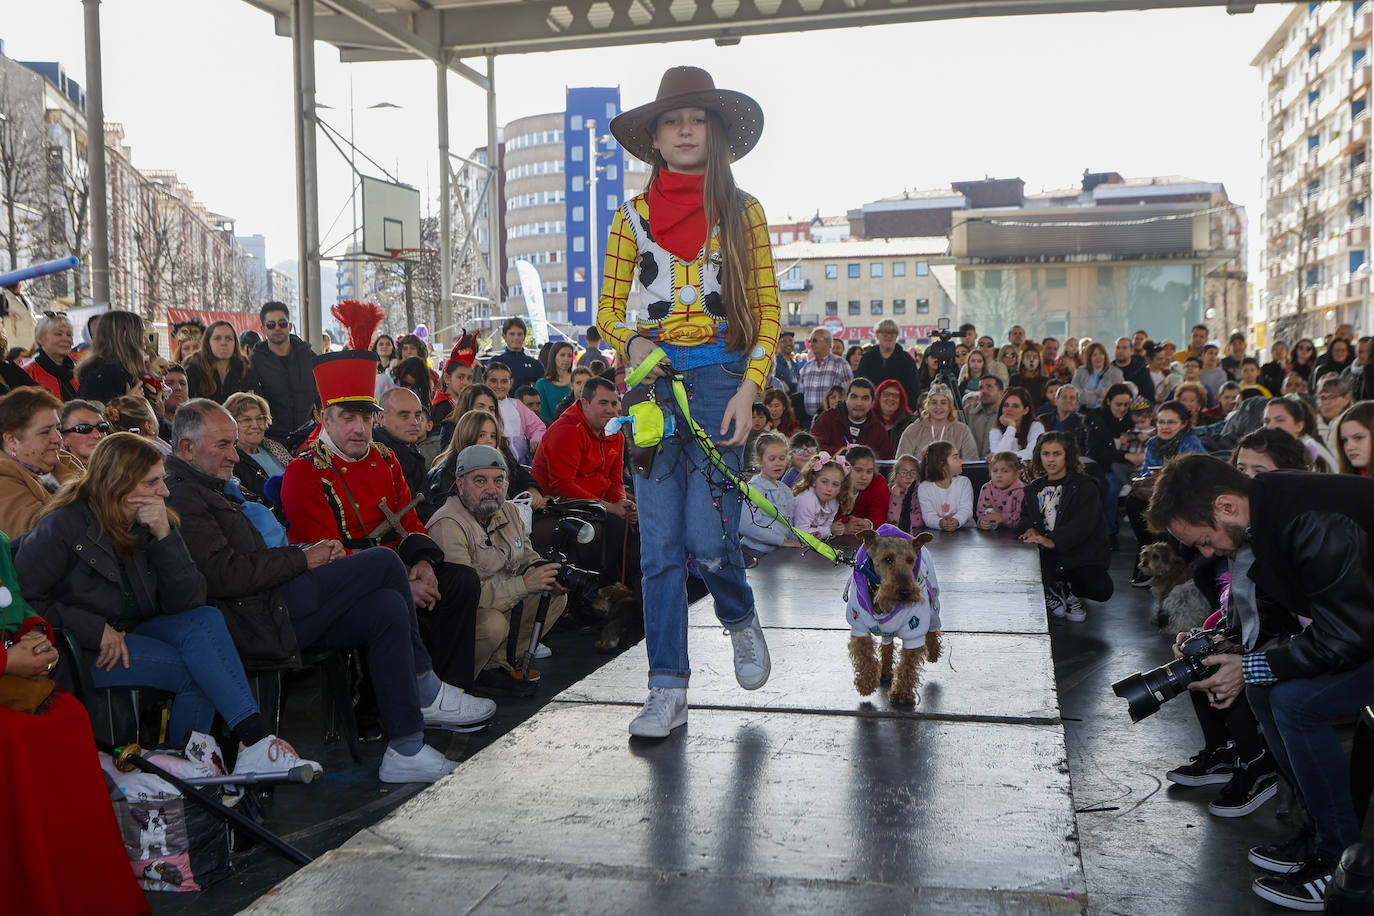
[[564, 88, 629, 329]]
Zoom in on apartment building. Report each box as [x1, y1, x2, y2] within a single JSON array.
[[1253, 1, 1374, 346]]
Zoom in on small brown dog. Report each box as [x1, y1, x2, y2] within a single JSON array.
[[1137, 542, 1212, 633], [846, 526, 944, 705]]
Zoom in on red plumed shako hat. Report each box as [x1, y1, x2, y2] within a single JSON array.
[[315, 299, 386, 412]]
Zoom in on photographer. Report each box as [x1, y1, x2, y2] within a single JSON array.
[[429, 445, 567, 699], [1146, 455, 1374, 911]]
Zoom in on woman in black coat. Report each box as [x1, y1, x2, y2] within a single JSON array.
[[74, 309, 146, 403], [14, 432, 317, 768]]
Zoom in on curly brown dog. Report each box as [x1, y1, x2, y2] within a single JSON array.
[[846, 526, 945, 705], [1137, 542, 1212, 633]]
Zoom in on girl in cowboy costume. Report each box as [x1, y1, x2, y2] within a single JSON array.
[[599, 67, 781, 738]]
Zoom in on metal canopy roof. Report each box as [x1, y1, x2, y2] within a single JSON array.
[[246, 0, 1280, 60]]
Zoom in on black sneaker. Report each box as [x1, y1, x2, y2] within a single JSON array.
[[1252, 856, 1333, 911], [1208, 759, 1278, 817], [1167, 746, 1235, 787], [1249, 825, 1318, 874], [1130, 567, 1150, 588]]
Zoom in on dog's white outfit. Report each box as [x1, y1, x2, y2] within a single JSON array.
[[844, 524, 942, 643]]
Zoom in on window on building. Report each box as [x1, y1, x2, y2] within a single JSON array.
[[573, 237, 585, 252], [825, 300, 838, 316], [870, 263, 883, 278], [1097, 266, 1114, 286], [574, 296, 587, 310], [606, 102, 617, 118], [574, 267, 586, 282], [1310, 134, 1321, 151], [825, 264, 838, 279], [1356, 97, 1369, 119], [1307, 266, 1321, 287], [1310, 89, 1321, 106], [870, 299, 883, 314], [960, 272, 974, 290], [916, 260, 929, 276], [892, 261, 906, 277], [607, 194, 617, 210], [571, 146, 584, 162], [1310, 43, 1322, 60], [787, 265, 801, 281], [570, 115, 583, 131], [1356, 47, 1368, 67], [1309, 1, 1319, 14], [893, 298, 907, 314], [984, 271, 1002, 289], [916, 298, 930, 314], [848, 300, 861, 315], [848, 263, 861, 278], [572, 176, 585, 191], [572, 206, 585, 221], [1353, 250, 1367, 274], [606, 165, 618, 180], [1030, 270, 1040, 289], [1358, 0, 1369, 16], [1046, 268, 1067, 289]]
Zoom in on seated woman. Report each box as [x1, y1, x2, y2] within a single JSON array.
[[986, 386, 1045, 462], [762, 386, 800, 437], [895, 383, 977, 462], [105, 394, 171, 456], [376, 356, 435, 416], [75, 309, 146, 403], [1335, 400, 1374, 476], [225, 391, 293, 502], [428, 409, 545, 510], [872, 380, 914, 456], [1070, 342, 1123, 410], [2, 529, 149, 916], [22, 311, 78, 401], [14, 432, 320, 776], [184, 320, 260, 404], [1262, 396, 1337, 472], [1125, 399, 1206, 584], [0, 387, 82, 537]]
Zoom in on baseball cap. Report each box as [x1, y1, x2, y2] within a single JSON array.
[[454, 444, 507, 477]]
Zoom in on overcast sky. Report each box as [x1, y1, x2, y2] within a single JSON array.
[[0, 0, 1290, 273]]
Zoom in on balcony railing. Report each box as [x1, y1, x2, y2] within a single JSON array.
[[777, 277, 813, 292]]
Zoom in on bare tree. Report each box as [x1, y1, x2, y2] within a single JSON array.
[[30, 152, 91, 307], [134, 193, 179, 319], [0, 66, 45, 272], [959, 268, 1031, 343]]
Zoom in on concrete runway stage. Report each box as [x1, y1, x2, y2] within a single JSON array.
[[243, 529, 1087, 914]]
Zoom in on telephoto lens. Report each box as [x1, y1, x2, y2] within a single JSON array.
[[1112, 629, 1234, 722]]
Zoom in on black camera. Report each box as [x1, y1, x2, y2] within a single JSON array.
[[1112, 628, 1236, 722], [924, 318, 961, 390], [533, 513, 602, 603]]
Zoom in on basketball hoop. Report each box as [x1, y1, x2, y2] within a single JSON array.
[[387, 248, 437, 263]]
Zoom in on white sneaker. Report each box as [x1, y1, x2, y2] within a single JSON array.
[[421, 681, 496, 732], [628, 687, 688, 738], [234, 735, 323, 780], [1065, 593, 1087, 623], [533, 643, 552, 660], [728, 618, 771, 690], [378, 744, 458, 784]]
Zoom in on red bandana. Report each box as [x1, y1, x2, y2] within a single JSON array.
[[647, 170, 708, 262]]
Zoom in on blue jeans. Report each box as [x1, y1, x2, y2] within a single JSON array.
[[1102, 471, 1122, 536], [636, 358, 757, 687], [90, 605, 258, 742], [1247, 653, 1374, 861], [280, 547, 430, 738]]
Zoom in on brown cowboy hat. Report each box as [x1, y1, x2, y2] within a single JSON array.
[[610, 66, 763, 165]]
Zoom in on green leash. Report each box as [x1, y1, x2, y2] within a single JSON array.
[[625, 346, 847, 565]]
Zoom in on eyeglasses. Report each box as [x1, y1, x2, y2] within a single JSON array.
[[60, 422, 110, 435], [263, 320, 290, 330], [1318, 393, 1346, 401], [790, 447, 818, 456], [894, 468, 918, 478], [237, 414, 266, 425]]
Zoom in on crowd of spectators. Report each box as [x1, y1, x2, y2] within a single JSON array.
[[8, 295, 1374, 910]]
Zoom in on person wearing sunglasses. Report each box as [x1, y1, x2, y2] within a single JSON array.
[[59, 399, 109, 465], [250, 301, 320, 446]]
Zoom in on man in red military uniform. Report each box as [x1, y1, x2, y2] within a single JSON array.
[[281, 344, 488, 697]]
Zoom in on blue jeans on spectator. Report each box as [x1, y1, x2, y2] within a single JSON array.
[[637, 358, 757, 688], [1247, 653, 1374, 862], [90, 605, 258, 742], [1102, 471, 1122, 536], [279, 547, 430, 739]]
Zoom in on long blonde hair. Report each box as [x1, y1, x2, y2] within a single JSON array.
[[431, 409, 507, 472], [648, 109, 756, 352], [42, 432, 177, 560], [76, 310, 146, 384]]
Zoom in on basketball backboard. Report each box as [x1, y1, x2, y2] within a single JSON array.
[[360, 176, 421, 258]]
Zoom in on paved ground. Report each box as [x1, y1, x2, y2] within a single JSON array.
[[148, 529, 1365, 914]]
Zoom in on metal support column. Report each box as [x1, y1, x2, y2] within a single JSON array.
[[437, 59, 453, 330], [485, 55, 501, 310], [82, 0, 110, 307], [292, 0, 323, 343]]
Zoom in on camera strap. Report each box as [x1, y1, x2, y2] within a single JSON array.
[[626, 346, 852, 568]]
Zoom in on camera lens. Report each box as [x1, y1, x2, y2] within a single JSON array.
[[1111, 657, 1199, 723]]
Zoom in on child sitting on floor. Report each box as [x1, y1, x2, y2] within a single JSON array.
[[782, 431, 818, 488], [739, 431, 801, 560], [839, 445, 889, 533], [791, 451, 851, 539], [976, 451, 1026, 531], [887, 453, 921, 527], [1015, 431, 1114, 623], [916, 441, 973, 531]]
